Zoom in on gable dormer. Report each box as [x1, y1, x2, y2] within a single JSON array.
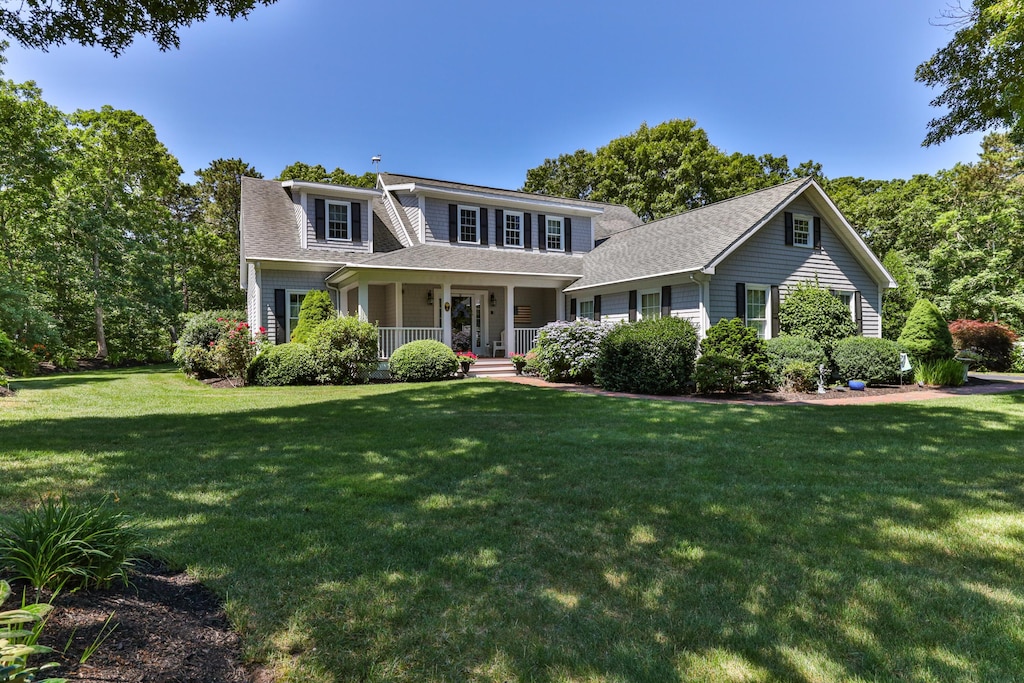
[[283, 180, 380, 254]]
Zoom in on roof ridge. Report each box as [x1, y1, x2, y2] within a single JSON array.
[[379, 171, 630, 209]]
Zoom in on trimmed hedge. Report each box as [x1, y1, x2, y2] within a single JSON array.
[[308, 316, 379, 385], [779, 360, 818, 393], [898, 300, 955, 363], [948, 319, 1017, 371], [779, 281, 858, 356], [248, 343, 317, 386], [693, 353, 744, 394], [833, 336, 902, 385], [594, 317, 699, 395], [290, 290, 335, 344], [765, 335, 827, 372], [389, 340, 458, 382], [698, 318, 775, 392], [533, 319, 610, 383]]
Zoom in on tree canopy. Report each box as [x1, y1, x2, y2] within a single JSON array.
[[0, 0, 277, 55], [276, 162, 376, 188]]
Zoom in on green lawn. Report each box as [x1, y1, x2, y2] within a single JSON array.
[[2, 367, 1024, 682]]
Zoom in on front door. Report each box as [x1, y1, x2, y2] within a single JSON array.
[[450, 292, 484, 355]]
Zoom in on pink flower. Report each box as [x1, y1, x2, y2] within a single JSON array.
[[258, 326, 267, 334]]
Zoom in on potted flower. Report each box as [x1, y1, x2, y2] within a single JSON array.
[[510, 353, 528, 375], [456, 351, 477, 374]]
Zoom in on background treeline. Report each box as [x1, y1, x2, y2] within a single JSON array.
[[523, 120, 1024, 336]]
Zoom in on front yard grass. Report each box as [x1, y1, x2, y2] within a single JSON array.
[[2, 367, 1023, 682]]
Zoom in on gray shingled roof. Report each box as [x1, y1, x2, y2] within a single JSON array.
[[240, 177, 403, 264], [329, 244, 584, 280], [566, 178, 812, 291]]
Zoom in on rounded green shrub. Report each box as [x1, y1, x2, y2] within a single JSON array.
[[0, 329, 36, 376], [693, 353, 744, 394], [1012, 344, 1024, 373], [594, 317, 698, 394], [389, 339, 458, 382], [248, 343, 317, 386], [290, 290, 336, 344], [699, 318, 775, 391], [833, 336, 902, 385], [308, 316, 380, 385], [778, 281, 858, 356], [780, 360, 819, 392], [765, 335, 827, 372], [897, 299, 955, 363], [172, 309, 245, 378], [534, 319, 611, 383]]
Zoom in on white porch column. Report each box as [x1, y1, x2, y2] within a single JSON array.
[[505, 285, 515, 355], [441, 281, 452, 347], [357, 281, 369, 322], [555, 289, 566, 321], [394, 284, 404, 327]]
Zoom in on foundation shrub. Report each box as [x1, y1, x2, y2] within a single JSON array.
[[898, 300, 955, 364], [693, 353, 744, 394], [780, 360, 819, 392], [389, 339, 458, 382], [308, 316, 380, 385], [778, 281, 858, 357], [948, 319, 1017, 371], [533, 319, 611, 383], [172, 310, 246, 378], [594, 316, 699, 395], [698, 318, 775, 392], [833, 336, 902, 385], [765, 335, 827, 374], [248, 343, 317, 386], [290, 290, 335, 344]]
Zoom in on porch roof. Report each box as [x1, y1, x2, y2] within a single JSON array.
[[325, 244, 584, 283]]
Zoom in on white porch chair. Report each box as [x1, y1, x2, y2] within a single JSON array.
[[491, 329, 506, 357]]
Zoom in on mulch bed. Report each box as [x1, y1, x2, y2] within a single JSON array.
[[14, 561, 271, 683], [744, 381, 933, 402]]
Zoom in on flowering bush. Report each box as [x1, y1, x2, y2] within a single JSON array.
[[210, 321, 267, 385], [451, 330, 472, 352], [948, 319, 1018, 371], [533, 318, 611, 383], [456, 351, 477, 366], [172, 309, 246, 378]]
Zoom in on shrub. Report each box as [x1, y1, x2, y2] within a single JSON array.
[[778, 280, 858, 356], [389, 340, 458, 382], [881, 250, 921, 340], [915, 358, 966, 387], [523, 350, 541, 376], [290, 290, 335, 344], [833, 336, 902, 385], [898, 300, 955, 363], [765, 335, 827, 373], [948, 319, 1017, 371], [308, 316, 380, 385], [780, 360, 819, 393], [693, 353, 744, 394], [699, 318, 775, 391], [1012, 344, 1024, 373], [1, 580, 63, 682], [172, 310, 246, 378], [594, 317, 699, 395], [0, 496, 145, 591], [248, 343, 317, 386], [533, 319, 611, 383], [210, 321, 267, 385], [0, 329, 36, 377]]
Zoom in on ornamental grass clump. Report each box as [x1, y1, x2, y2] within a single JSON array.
[[533, 319, 610, 383], [389, 340, 458, 382], [594, 317, 699, 395]]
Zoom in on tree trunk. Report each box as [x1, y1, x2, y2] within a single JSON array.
[[93, 249, 108, 359]]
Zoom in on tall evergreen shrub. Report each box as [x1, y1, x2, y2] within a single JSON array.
[[897, 300, 955, 363], [290, 290, 335, 344]]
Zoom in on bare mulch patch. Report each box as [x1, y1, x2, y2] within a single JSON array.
[[743, 381, 933, 402], [22, 561, 270, 682]]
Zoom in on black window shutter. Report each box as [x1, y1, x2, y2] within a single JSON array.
[[736, 282, 746, 321], [594, 294, 602, 320], [784, 212, 793, 246], [314, 199, 326, 241], [628, 290, 637, 322], [813, 216, 822, 249], [855, 291, 863, 335], [448, 204, 458, 243], [495, 209, 504, 246], [537, 214, 546, 251], [479, 207, 488, 245], [524, 213, 532, 249], [771, 285, 781, 338], [661, 285, 671, 318], [352, 202, 362, 242], [274, 289, 286, 344], [564, 216, 573, 253], [569, 298, 577, 321]]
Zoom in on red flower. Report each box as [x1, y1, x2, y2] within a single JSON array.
[[258, 326, 267, 334]]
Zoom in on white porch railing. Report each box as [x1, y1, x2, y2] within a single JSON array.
[[378, 327, 443, 359], [514, 327, 541, 354]]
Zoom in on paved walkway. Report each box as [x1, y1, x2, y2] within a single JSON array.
[[496, 373, 1024, 406]]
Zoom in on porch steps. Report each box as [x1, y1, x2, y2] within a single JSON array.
[[467, 357, 518, 379]]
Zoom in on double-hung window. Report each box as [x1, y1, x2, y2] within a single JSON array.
[[546, 216, 564, 251], [326, 201, 350, 241], [459, 206, 479, 244], [504, 211, 523, 247], [746, 286, 769, 339], [836, 290, 856, 322], [287, 291, 306, 339], [578, 299, 595, 321], [639, 289, 661, 319], [792, 213, 812, 247]]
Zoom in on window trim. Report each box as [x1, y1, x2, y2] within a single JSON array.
[[504, 210, 524, 248], [325, 200, 351, 242], [638, 288, 661, 320], [578, 298, 595, 321], [285, 289, 309, 341], [545, 215, 564, 252], [836, 290, 856, 322], [745, 284, 771, 339], [457, 205, 480, 245], [792, 213, 813, 249]]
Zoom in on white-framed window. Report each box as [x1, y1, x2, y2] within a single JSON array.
[[326, 200, 350, 241], [792, 213, 812, 247], [546, 216, 564, 251], [458, 206, 479, 244], [504, 211, 523, 247], [578, 299, 595, 321], [836, 290, 856, 322], [746, 285, 769, 339], [639, 289, 661, 319], [287, 290, 308, 339]]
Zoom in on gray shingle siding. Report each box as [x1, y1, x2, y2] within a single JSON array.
[[671, 283, 702, 329], [710, 197, 882, 336], [258, 269, 335, 344], [584, 282, 700, 327], [422, 197, 593, 253], [304, 194, 372, 253], [599, 291, 630, 324]]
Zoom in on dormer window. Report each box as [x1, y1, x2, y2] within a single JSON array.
[[327, 200, 350, 241], [459, 206, 479, 244]]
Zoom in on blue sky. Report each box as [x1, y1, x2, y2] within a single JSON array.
[[1, 0, 985, 189]]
